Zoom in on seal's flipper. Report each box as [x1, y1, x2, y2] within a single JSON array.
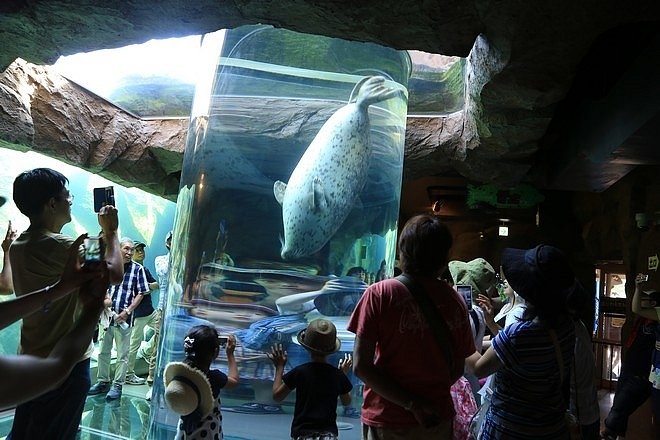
[[356, 76, 399, 109], [273, 180, 287, 205], [308, 176, 329, 213]]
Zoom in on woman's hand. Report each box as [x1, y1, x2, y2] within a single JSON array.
[[478, 293, 501, 335], [338, 353, 353, 374]]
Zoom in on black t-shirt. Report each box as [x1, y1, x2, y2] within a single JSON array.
[[134, 267, 156, 318], [283, 361, 353, 437]]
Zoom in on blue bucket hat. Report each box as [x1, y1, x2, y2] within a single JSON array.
[[501, 244, 575, 306]]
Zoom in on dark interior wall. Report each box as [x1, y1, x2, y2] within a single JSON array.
[[429, 166, 660, 329]]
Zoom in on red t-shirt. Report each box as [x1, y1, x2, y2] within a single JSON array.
[[347, 277, 475, 428]]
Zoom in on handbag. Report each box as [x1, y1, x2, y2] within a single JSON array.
[[549, 328, 581, 440], [396, 274, 462, 382]]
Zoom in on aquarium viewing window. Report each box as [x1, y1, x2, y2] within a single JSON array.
[[54, 34, 463, 118], [146, 25, 410, 440]]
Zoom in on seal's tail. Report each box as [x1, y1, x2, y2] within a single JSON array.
[[349, 76, 400, 108]]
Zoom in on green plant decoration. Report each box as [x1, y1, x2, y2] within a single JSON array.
[[467, 183, 544, 209]]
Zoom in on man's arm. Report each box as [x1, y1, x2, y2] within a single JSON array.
[[144, 268, 159, 292], [0, 221, 17, 295], [0, 235, 99, 330], [97, 205, 123, 284], [0, 263, 109, 410]]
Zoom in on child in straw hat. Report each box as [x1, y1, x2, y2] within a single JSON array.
[[164, 325, 239, 440], [269, 318, 353, 440]]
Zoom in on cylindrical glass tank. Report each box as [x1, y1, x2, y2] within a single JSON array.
[[150, 26, 410, 439]]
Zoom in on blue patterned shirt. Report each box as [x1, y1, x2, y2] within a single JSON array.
[[109, 261, 149, 316]]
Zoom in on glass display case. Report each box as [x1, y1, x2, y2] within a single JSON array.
[[149, 26, 411, 439]]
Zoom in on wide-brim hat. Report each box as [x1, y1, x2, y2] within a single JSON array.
[[501, 245, 575, 306], [164, 362, 214, 418], [297, 318, 341, 355], [448, 258, 496, 295]]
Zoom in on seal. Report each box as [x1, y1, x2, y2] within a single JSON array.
[[274, 76, 399, 260]]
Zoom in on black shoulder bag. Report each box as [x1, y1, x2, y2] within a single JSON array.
[[396, 274, 461, 383]]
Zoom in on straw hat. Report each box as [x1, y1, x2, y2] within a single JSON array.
[[163, 362, 214, 418], [297, 318, 341, 355]]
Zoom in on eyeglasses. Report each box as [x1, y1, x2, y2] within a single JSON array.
[[59, 193, 74, 203]]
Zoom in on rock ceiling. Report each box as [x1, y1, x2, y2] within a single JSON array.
[[1, 0, 660, 202]]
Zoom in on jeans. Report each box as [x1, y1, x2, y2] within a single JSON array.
[[97, 324, 132, 385], [7, 358, 91, 440], [603, 374, 652, 435]]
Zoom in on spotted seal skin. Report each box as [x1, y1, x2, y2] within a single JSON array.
[[274, 76, 399, 260]]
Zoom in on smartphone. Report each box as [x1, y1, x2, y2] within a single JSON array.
[[456, 285, 473, 310], [83, 236, 104, 263], [93, 186, 115, 212], [218, 336, 229, 348]]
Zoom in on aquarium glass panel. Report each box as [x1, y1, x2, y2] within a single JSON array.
[[151, 26, 410, 440], [0, 148, 175, 360]]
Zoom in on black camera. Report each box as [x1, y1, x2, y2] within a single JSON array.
[[93, 186, 115, 212]]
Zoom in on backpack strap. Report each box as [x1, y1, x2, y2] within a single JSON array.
[[395, 274, 461, 382]]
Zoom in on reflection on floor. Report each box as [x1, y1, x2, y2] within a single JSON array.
[[0, 388, 653, 439], [79, 383, 152, 440]]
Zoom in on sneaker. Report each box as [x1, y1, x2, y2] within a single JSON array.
[[145, 387, 152, 401], [106, 384, 122, 401], [125, 374, 146, 385], [88, 381, 110, 395]]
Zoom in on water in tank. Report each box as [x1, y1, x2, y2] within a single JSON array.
[[150, 25, 411, 440]]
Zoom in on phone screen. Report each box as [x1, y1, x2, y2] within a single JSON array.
[[84, 236, 104, 263], [93, 186, 115, 212], [456, 285, 473, 310]]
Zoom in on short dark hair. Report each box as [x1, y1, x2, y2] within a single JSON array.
[[398, 214, 453, 277], [13, 168, 68, 218], [346, 266, 365, 277]]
